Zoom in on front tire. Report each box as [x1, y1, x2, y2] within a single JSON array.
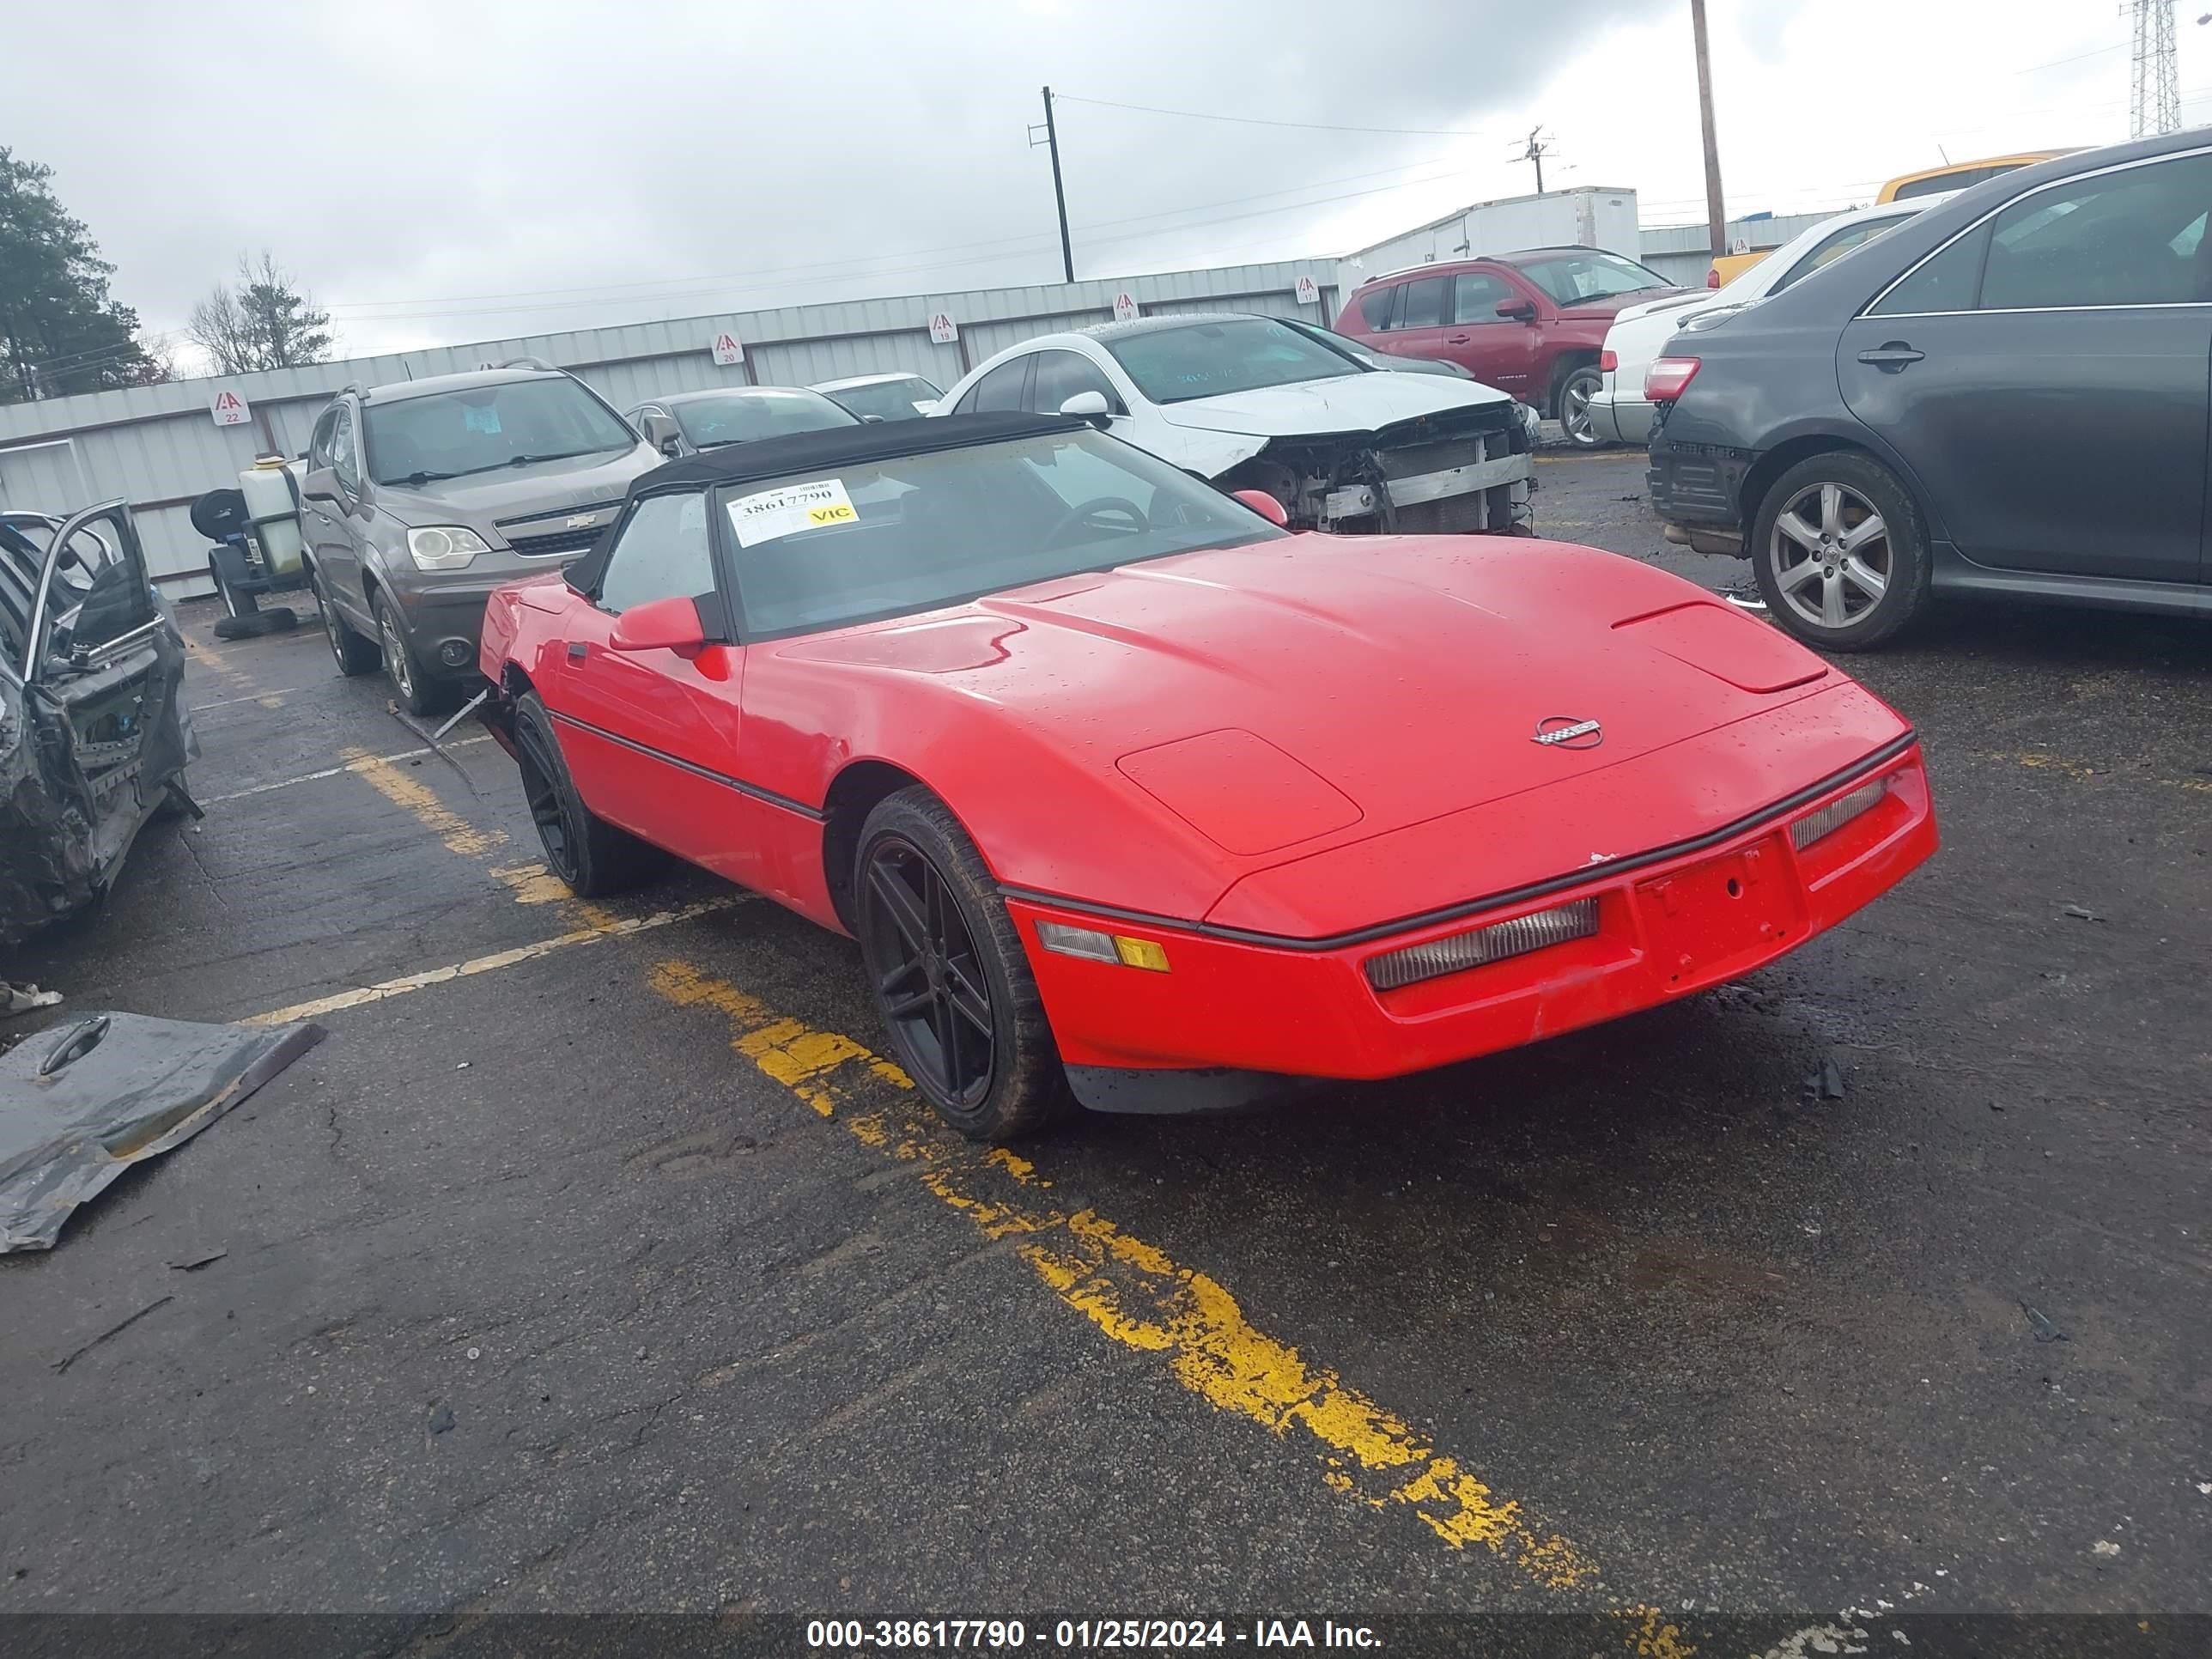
[[510, 691, 664, 897], [316, 570, 381, 676], [373, 591, 447, 716], [1555, 363, 1605, 448], [1750, 451, 1930, 650], [854, 787, 1065, 1141]]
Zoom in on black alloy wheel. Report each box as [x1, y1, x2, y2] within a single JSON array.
[[514, 707, 584, 884], [851, 787, 1066, 1140], [508, 690, 664, 897], [862, 834, 997, 1110]]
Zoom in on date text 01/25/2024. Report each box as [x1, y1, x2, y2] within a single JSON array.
[[805, 1620, 1381, 1650]]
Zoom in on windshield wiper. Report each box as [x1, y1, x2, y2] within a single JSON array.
[[437, 447, 622, 482], [501, 449, 604, 469], [385, 469, 459, 486]]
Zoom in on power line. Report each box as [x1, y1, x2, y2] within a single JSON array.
[[325, 230, 1061, 314], [13, 329, 184, 380], [329, 154, 1466, 319], [1054, 92, 1496, 139], [2014, 40, 2127, 74], [323, 159, 1489, 330]]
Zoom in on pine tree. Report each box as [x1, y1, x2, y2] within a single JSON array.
[[0, 147, 155, 403]]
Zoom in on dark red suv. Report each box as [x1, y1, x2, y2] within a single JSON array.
[[1334, 246, 1686, 447]]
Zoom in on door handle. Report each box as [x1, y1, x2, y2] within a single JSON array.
[[567, 642, 588, 662], [1445, 333, 1472, 343], [40, 1015, 110, 1077], [1856, 343, 1925, 372]]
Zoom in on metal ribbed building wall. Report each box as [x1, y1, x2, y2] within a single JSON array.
[[0, 259, 1340, 597]]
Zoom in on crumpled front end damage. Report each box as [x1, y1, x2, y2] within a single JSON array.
[[0, 621, 198, 946], [1216, 402, 1536, 535]]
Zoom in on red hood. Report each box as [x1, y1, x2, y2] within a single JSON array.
[[775, 535, 1839, 850]]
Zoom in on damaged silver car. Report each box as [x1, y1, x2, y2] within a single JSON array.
[[1, 502, 198, 945]]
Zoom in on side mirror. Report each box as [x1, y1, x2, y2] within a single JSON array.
[[640, 411, 683, 457], [608, 593, 709, 656], [1058, 390, 1112, 428], [1496, 299, 1538, 322], [860, 414, 887, 424], [1231, 488, 1291, 528]]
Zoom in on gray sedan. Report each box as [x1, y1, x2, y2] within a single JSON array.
[[1646, 129, 2212, 648]]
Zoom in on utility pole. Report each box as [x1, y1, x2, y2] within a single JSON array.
[[1689, 0, 1729, 258], [1521, 127, 1549, 194], [1029, 87, 1077, 284]]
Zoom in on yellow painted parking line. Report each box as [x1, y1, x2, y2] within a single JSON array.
[[492, 861, 580, 904], [243, 901, 738, 1026], [645, 958, 1596, 1591], [347, 739, 1611, 1598], [343, 744, 507, 855], [1991, 750, 2212, 795], [202, 737, 495, 805]]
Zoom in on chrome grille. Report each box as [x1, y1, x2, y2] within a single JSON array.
[[504, 526, 603, 559], [496, 498, 623, 560]]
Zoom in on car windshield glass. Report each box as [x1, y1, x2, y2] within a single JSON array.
[[674, 390, 857, 447], [362, 379, 634, 484], [1276, 319, 1377, 366], [822, 378, 941, 421], [724, 428, 1284, 638], [1513, 252, 1670, 304], [1101, 318, 1364, 404]]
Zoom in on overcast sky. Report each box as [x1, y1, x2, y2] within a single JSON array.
[[11, 0, 2211, 369]]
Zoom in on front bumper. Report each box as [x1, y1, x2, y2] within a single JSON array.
[[392, 578, 507, 679], [1008, 742, 1934, 1103]]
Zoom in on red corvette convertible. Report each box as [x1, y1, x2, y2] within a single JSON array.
[[479, 411, 1936, 1140]]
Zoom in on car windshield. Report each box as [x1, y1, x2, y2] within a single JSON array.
[[725, 428, 1284, 638], [362, 379, 635, 484], [1512, 251, 1671, 305], [673, 390, 858, 447], [821, 378, 941, 422], [1100, 318, 1364, 405], [1275, 319, 1380, 367]]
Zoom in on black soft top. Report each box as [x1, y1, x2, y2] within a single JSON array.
[[637, 410, 1075, 492], [567, 410, 1079, 593]]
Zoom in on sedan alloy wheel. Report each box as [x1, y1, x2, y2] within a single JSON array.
[[1767, 481, 1892, 632]]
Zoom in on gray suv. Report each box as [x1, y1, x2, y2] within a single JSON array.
[[301, 361, 659, 713]]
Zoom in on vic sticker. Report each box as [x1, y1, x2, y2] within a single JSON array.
[[727, 478, 859, 547]]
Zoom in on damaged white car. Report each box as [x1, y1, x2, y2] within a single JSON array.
[[933, 313, 1535, 534]]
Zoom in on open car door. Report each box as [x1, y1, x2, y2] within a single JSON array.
[[0, 502, 198, 945]]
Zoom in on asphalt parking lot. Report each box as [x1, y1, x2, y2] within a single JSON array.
[[3, 449, 2207, 1645]]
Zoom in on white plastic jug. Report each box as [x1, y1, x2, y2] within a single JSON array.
[[240, 458, 304, 577]]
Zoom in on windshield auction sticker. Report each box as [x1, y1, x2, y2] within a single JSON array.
[[727, 478, 858, 546]]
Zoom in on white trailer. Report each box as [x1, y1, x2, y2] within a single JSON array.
[[1340, 187, 1641, 277]]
